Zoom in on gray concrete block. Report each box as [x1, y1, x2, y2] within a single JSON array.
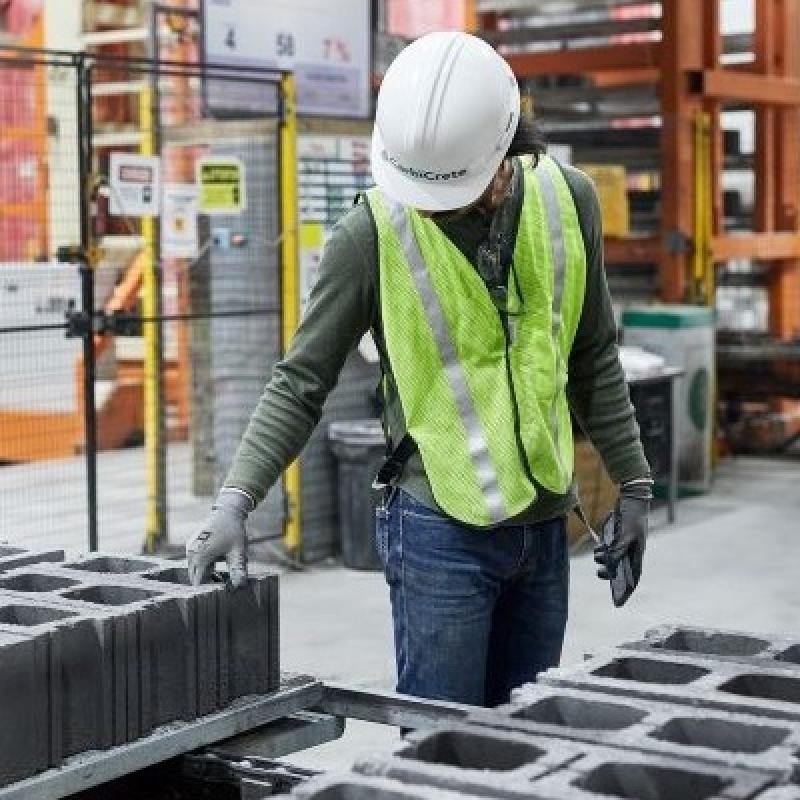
[[625, 625, 800, 672], [0, 592, 118, 764], [292, 772, 485, 800], [528, 746, 773, 800], [4, 561, 206, 731], [0, 630, 49, 787], [0, 572, 139, 746], [55, 580, 198, 735], [11, 558, 282, 715], [353, 723, 582, 798], [137, 565, 224, 716], [0, 545, 64, 572], [472, 683, 800, 781], [56, 554, 280, 702], [219, 571, 280, 703], [541, 648, 800, 724], [135, 564, 281, 707]]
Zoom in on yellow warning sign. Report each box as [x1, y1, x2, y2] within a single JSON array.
[[197, 157, 246, 214]]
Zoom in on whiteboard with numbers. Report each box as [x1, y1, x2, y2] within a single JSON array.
[[203, 0, 371, 118]]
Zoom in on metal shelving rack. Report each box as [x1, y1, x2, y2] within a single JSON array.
[[477, 0, 800, 449]]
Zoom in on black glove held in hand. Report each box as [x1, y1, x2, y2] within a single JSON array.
[[594, 478, 652, 593]]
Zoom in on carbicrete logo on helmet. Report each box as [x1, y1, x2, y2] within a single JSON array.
[[383, 150, 467, 182]]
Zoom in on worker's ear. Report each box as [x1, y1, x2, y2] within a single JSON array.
[[487, 159, 513, 209]]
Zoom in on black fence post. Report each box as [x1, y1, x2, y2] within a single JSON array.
[[79, 262, 99, 552], [77, 53, 99, 553]]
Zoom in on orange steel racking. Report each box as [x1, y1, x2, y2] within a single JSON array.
[[479, 0, 800, 342]]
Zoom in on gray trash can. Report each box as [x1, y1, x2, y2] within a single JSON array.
[[328, 419, 386, 571]]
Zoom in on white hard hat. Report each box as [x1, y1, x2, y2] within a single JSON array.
[[371, 31, 520, 212]]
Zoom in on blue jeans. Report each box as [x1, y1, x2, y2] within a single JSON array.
[[375, 489, 569, 708]]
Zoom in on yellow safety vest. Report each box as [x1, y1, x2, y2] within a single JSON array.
[[367, 155, 587, 526]]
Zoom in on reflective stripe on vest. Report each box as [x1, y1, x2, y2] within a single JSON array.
[[368, 155, 587, 526], [537, 159, 568, 480]]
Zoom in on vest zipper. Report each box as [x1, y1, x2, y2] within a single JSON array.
[[499, 309, 536, 486]]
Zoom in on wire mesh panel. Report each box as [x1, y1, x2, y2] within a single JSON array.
[[0, 52, 86, 554], [89, 57, 285, 554]]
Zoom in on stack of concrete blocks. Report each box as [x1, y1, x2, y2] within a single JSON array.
[[0, 548, 279, 788], [290, 625, 800, 800]]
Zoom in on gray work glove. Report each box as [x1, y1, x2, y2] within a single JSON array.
[[594, 478, 653, 589], [186, 488, 255, 589]]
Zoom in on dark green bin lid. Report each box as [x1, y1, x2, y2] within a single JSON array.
[[622, 305, 715, 329]]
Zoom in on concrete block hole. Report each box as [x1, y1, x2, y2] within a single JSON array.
[[0, 573, 80, 592], [777, 646, 800, 665], [575, 762, 731, 800], [402, 730, 546, 772], [0, 604, 79, 626], [301, 787, 416, 800], [719, 673, 800, 705], [66, 556, 156, 574], [512, 695, 647, 730], [141, 567, 191, 585], [592, 658, 710, 685], [61, 585, 162, 606], [658, 631, 770, 658], [649, 716, 790, 754]]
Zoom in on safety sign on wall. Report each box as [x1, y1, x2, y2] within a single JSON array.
[[197, 157, 247, 215], [109, 153, 160, 217], [162, 184, 199, 259]]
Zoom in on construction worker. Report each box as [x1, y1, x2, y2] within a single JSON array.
[[187, 32, 652, 708]]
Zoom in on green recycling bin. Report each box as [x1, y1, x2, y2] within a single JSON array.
[[623, 305, 714, 493]]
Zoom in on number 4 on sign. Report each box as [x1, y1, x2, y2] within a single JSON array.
[[225, 25, 236, 50]]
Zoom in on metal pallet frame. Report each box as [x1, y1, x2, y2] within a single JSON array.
[[0, 677, 475, 800]]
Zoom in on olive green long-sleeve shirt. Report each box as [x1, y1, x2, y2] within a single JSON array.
[[224, 160, 650, 524]]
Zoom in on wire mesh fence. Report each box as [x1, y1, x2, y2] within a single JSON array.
[[0, 49, 291, 557], [0, 51, 86, 554], [89, 56, 287, 554]]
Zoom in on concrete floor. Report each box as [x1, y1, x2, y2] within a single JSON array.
[[0, 443, 211, 556], [3, 452, 799, 771], [277, 455, 800, 769]]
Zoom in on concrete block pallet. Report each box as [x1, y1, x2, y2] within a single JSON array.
[[289, 625, 800, 800], [471, 684, 800, 781], [539, 648, 800, 723], [0, 551, 279, 789], [623, 625, 800, 671], [351, 724, 773, 800], [522, 746, 773, 800]]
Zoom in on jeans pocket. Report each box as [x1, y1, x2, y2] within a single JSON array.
[[541, 516, 569, 573]]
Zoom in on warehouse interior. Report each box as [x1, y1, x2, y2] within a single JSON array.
[[0, 0, 799, 797]]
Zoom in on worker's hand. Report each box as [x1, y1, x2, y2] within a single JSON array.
[[186, 488, 255, 589], [594, 478, 653, 588]]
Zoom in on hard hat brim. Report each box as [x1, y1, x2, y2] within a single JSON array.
[[370, 126, 505, 212]]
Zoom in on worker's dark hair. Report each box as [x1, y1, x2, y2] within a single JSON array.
[[506, 112, 547, 166]]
